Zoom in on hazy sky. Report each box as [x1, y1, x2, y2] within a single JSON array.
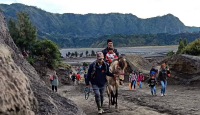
[[1, 0, 200, 27]]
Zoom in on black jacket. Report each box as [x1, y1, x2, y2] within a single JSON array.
[[102, 47, 119, 60], [158, 69, 170, 81], [148, 78, 157, 87], [86, 61, 114, 87]]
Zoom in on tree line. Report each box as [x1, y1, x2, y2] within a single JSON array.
[[66, 50, 96, 57], [8, 12, 61, 68]]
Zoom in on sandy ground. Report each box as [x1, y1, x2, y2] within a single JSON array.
[[59, 57, 200, 115], [58, 84, 167, 115], [58, 80, 200, 115]]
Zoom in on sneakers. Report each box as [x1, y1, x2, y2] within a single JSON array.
[[133, 89, 136, 91], [98, 108, 104, 114], [161, 93, 164, 96]]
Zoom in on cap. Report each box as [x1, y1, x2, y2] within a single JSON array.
[[96, 52, 104, 59]]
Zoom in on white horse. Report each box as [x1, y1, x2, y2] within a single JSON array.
[[106, 57, 127, 109]]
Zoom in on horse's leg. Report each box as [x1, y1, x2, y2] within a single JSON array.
[[115, 89, 118, 109], [111, 90, 115, 105], [106, 86, 111, 109]]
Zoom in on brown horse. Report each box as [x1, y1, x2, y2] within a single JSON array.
[[106, 56, 127, 109]]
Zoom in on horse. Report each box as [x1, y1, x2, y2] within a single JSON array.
[[106, 56, 127, 109]]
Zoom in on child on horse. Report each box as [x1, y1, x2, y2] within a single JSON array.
[[106, 46, 118, 65]]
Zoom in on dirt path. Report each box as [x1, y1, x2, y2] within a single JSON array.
[[119, 83, 200, 115], [62, 65, 200, 115], [58, 82, 200, 115], [58, 84, 168, 115]]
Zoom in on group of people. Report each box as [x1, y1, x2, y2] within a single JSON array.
[[47, 38, 171, 114], [128, 63, 170, 97], [85, 39, 120, 114], [70, 72, 82, 85], [148, 63, 170, 96], [85, 39, 172, 114], [129, 71, 145, 90]]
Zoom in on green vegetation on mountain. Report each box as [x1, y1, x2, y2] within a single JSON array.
[[0, 3, 190, 35], [8, 12, 61, 68], [1, 3, 200, 48], [91, 33, 200, 47]]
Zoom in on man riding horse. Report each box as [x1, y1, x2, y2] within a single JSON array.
[[86, 52, 117, 114], [102, 39, 125, 85]]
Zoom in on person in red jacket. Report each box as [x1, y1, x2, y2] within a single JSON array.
[[137, 72, 145, 88], [76, 73, 81, 85], [106, 47, 118, 65]]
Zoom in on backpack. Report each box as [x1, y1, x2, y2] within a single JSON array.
[[49, 76, 53, 81], [91, 61, 107, 79]]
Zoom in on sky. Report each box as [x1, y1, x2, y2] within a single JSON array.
[[0, 0, 200, 27]]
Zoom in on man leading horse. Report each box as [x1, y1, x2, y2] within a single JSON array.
[[86, 52, 118, 114]]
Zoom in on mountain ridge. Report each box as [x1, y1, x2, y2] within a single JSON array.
[[1, 3, 199, 36], [0, 3, 200, 48]]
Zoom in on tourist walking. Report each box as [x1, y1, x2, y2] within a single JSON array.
[[148, 71, 157, 96], [76, 73, 81, 85], [51, 71, 59, 92], [158, 63, 170, 96], [129, 70, 137, 90], [71, 73, 76, 85], [86, 52, 117, 114], [137, 72, 144, 88]]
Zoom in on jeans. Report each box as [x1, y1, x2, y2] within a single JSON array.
[[150, 86, 156, 94], [131, 80, 136, 89], [92, 85, 105, 102], [161, 80, 167, 94], [139, 81, 142, 88]]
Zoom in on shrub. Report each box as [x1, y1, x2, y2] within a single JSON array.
[[166, 51, 175, 56], [181, 39, 200, 56]]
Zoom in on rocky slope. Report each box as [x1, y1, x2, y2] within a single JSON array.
[[0, 44, 37, 115], [0, 9, 84, 115], [161, 54, 200, 85], [125, 54, 200, 85]]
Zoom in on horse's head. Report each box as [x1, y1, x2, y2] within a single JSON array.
[[110, 56, 127, 75], [118, 56, 127, 71]]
